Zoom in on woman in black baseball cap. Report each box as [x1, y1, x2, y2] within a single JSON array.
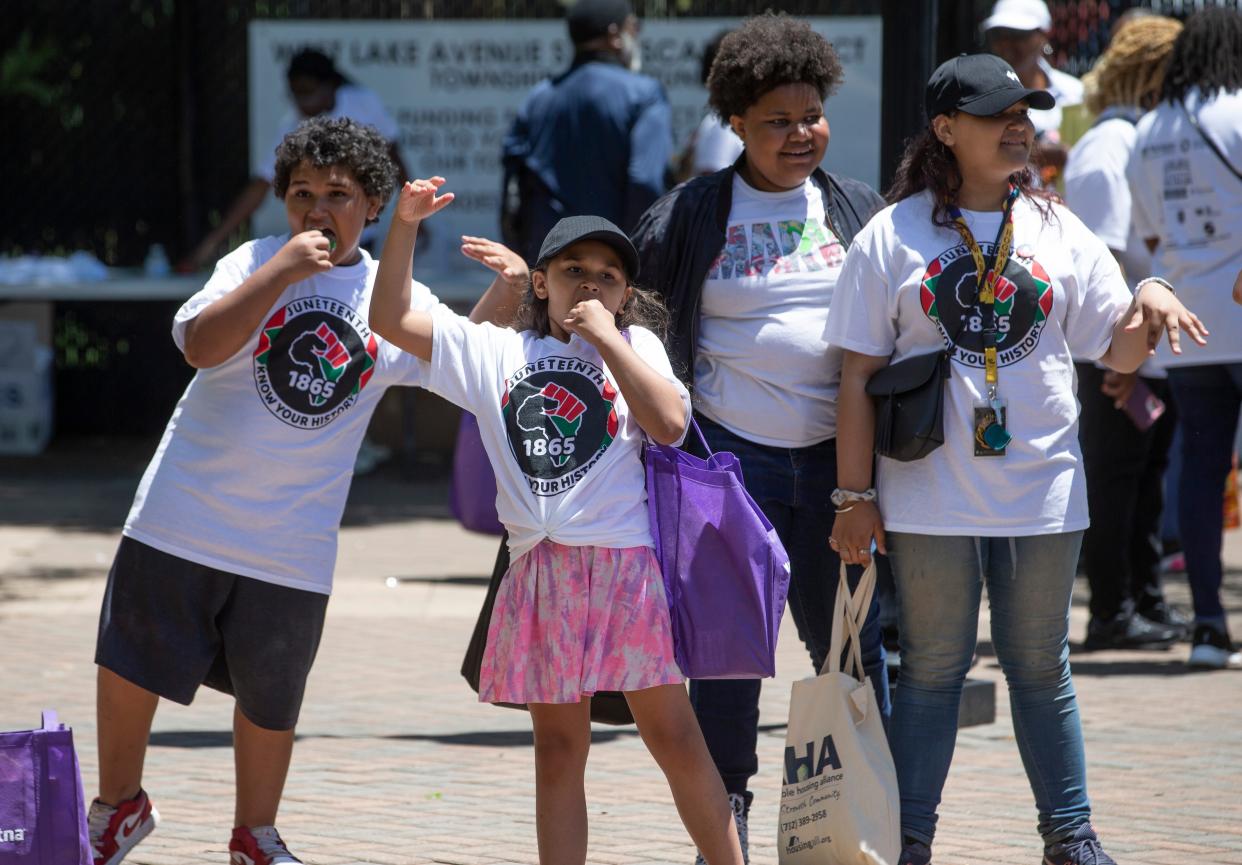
[[827, 53, 1206, 865]]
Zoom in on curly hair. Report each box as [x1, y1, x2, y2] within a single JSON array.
[[1161, 6, 1242, 105], [511, 270, 670, 341], [1083, 15, 1182, 114], [272, 116, 397, 219], [886, 124, 1052, 227], [707, 13, 843, 121]]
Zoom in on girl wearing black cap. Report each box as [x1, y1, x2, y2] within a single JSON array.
[[631, 15, 890, 862], [827, 53, 1205, 865], [371, 179, 745, 865]]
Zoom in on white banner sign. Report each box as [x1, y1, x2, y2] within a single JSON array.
[[248, 18, 881, 274]]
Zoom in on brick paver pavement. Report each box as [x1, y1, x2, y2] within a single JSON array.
[[1, 445, 1240, 865]]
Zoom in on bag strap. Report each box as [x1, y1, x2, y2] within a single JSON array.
[[822, 561, 876, 681], [41, 710, 59, 731], [1182, 101, 1242, 184], [622, 327, 710, 454]]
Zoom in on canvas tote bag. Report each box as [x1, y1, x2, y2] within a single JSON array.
[[778, 563, 899, 865]]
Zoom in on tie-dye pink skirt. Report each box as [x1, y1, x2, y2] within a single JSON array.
[[478, 540, 684, 704]]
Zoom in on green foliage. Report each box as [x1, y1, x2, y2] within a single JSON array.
[[0, 29, 65, 107]]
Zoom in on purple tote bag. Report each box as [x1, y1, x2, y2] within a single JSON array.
[[449, 412, 505, 536], [645, 421, 792, 679], [0, 711, 91, 865]]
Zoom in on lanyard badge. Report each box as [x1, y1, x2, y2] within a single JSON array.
[[949, 187, 1018, 457]]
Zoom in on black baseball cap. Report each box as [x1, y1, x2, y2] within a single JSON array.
[[566, 0, 633, 46], [925, 53, 1055, 119], [535, 215, 640, 280]]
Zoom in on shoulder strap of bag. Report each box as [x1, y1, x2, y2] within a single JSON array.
[[1182, 102, 1242, 183], [622, 328, 709, 454]]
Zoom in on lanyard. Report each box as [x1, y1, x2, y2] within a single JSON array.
[[947, 186, 1019, 393]]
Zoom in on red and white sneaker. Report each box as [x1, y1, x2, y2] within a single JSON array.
[[88, 788, 159, 865], [229, 826, 303, 865]]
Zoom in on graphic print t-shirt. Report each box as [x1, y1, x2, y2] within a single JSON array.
[[826, 193, 1131, 536], [427, 311, 691, 559], [123, 236, 441, 594], [695, 175, 847, 447], [1128, 88, 1242, 366]]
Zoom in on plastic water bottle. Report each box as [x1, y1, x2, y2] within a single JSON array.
[[144, 243, 171, 277]]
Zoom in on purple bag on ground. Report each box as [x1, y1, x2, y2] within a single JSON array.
[[0, 711, 91, 865], [645, 420, 792, 679], [449, 411, 505, 536]]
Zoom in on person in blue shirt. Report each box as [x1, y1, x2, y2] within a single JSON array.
[[500, 0, 673, 264]]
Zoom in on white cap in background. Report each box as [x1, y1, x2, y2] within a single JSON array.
[[982, 0, 1052, 33]]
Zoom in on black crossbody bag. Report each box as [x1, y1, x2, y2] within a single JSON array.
[[864, 328, 959, 462]]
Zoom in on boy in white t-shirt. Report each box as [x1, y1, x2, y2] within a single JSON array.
[[88, 117, 520, 865]]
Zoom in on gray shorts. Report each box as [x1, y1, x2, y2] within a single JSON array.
[[95, 537, 329, 731]]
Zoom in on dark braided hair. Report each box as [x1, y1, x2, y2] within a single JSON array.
[[1161, 6, 1242, 105], [272, 116, 397, 222], [707, 13, 843, 121]]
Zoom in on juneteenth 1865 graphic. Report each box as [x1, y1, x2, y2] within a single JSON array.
[[920, 242, 1055, 367], [501, 355, 619, 496], [253, 297, 379, 429]]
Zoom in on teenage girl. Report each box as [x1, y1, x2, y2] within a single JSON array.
[[370, 177, 744, 865]]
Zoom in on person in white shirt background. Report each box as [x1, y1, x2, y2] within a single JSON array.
[[982, 0, 1084, 184], [1127, 6, 1242, 671], [1063, 14, 1188, 652], [180, 49, 410, 272], [827, 53, 1205, 865]]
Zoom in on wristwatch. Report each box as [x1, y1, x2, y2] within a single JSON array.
[[830, 488, 876, 507]]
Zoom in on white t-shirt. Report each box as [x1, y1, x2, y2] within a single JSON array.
[[826, 192, 1132, 536], [1065, 108, 1151, 279], [1128, 87, 1242, 366], [691, 114, 744, 175], [256, 84, 400, 183], [123, 236, 440, 594], [1064, 107, 1161, 377], [426, 311, 691, 560], [695, 175, 847, 448], [1031, 61, 1084, 142]]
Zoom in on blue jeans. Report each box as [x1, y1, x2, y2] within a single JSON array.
[[1167, 363, 1242, 625], [886, 531, 1090, 847], [688, 415, 890, 799]]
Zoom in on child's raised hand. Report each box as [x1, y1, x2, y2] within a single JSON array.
[[396, 177, 454, 225], [562, 298, 619, 346], [274, 230, 333, 282], [460, 236, 528, 288]]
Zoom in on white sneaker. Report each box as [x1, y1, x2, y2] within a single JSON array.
[[1188, 624, 1242, 669], [694, 792, 749, 865]]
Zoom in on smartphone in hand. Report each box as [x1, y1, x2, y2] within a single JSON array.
[[1121, 378, 1166, 431]]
